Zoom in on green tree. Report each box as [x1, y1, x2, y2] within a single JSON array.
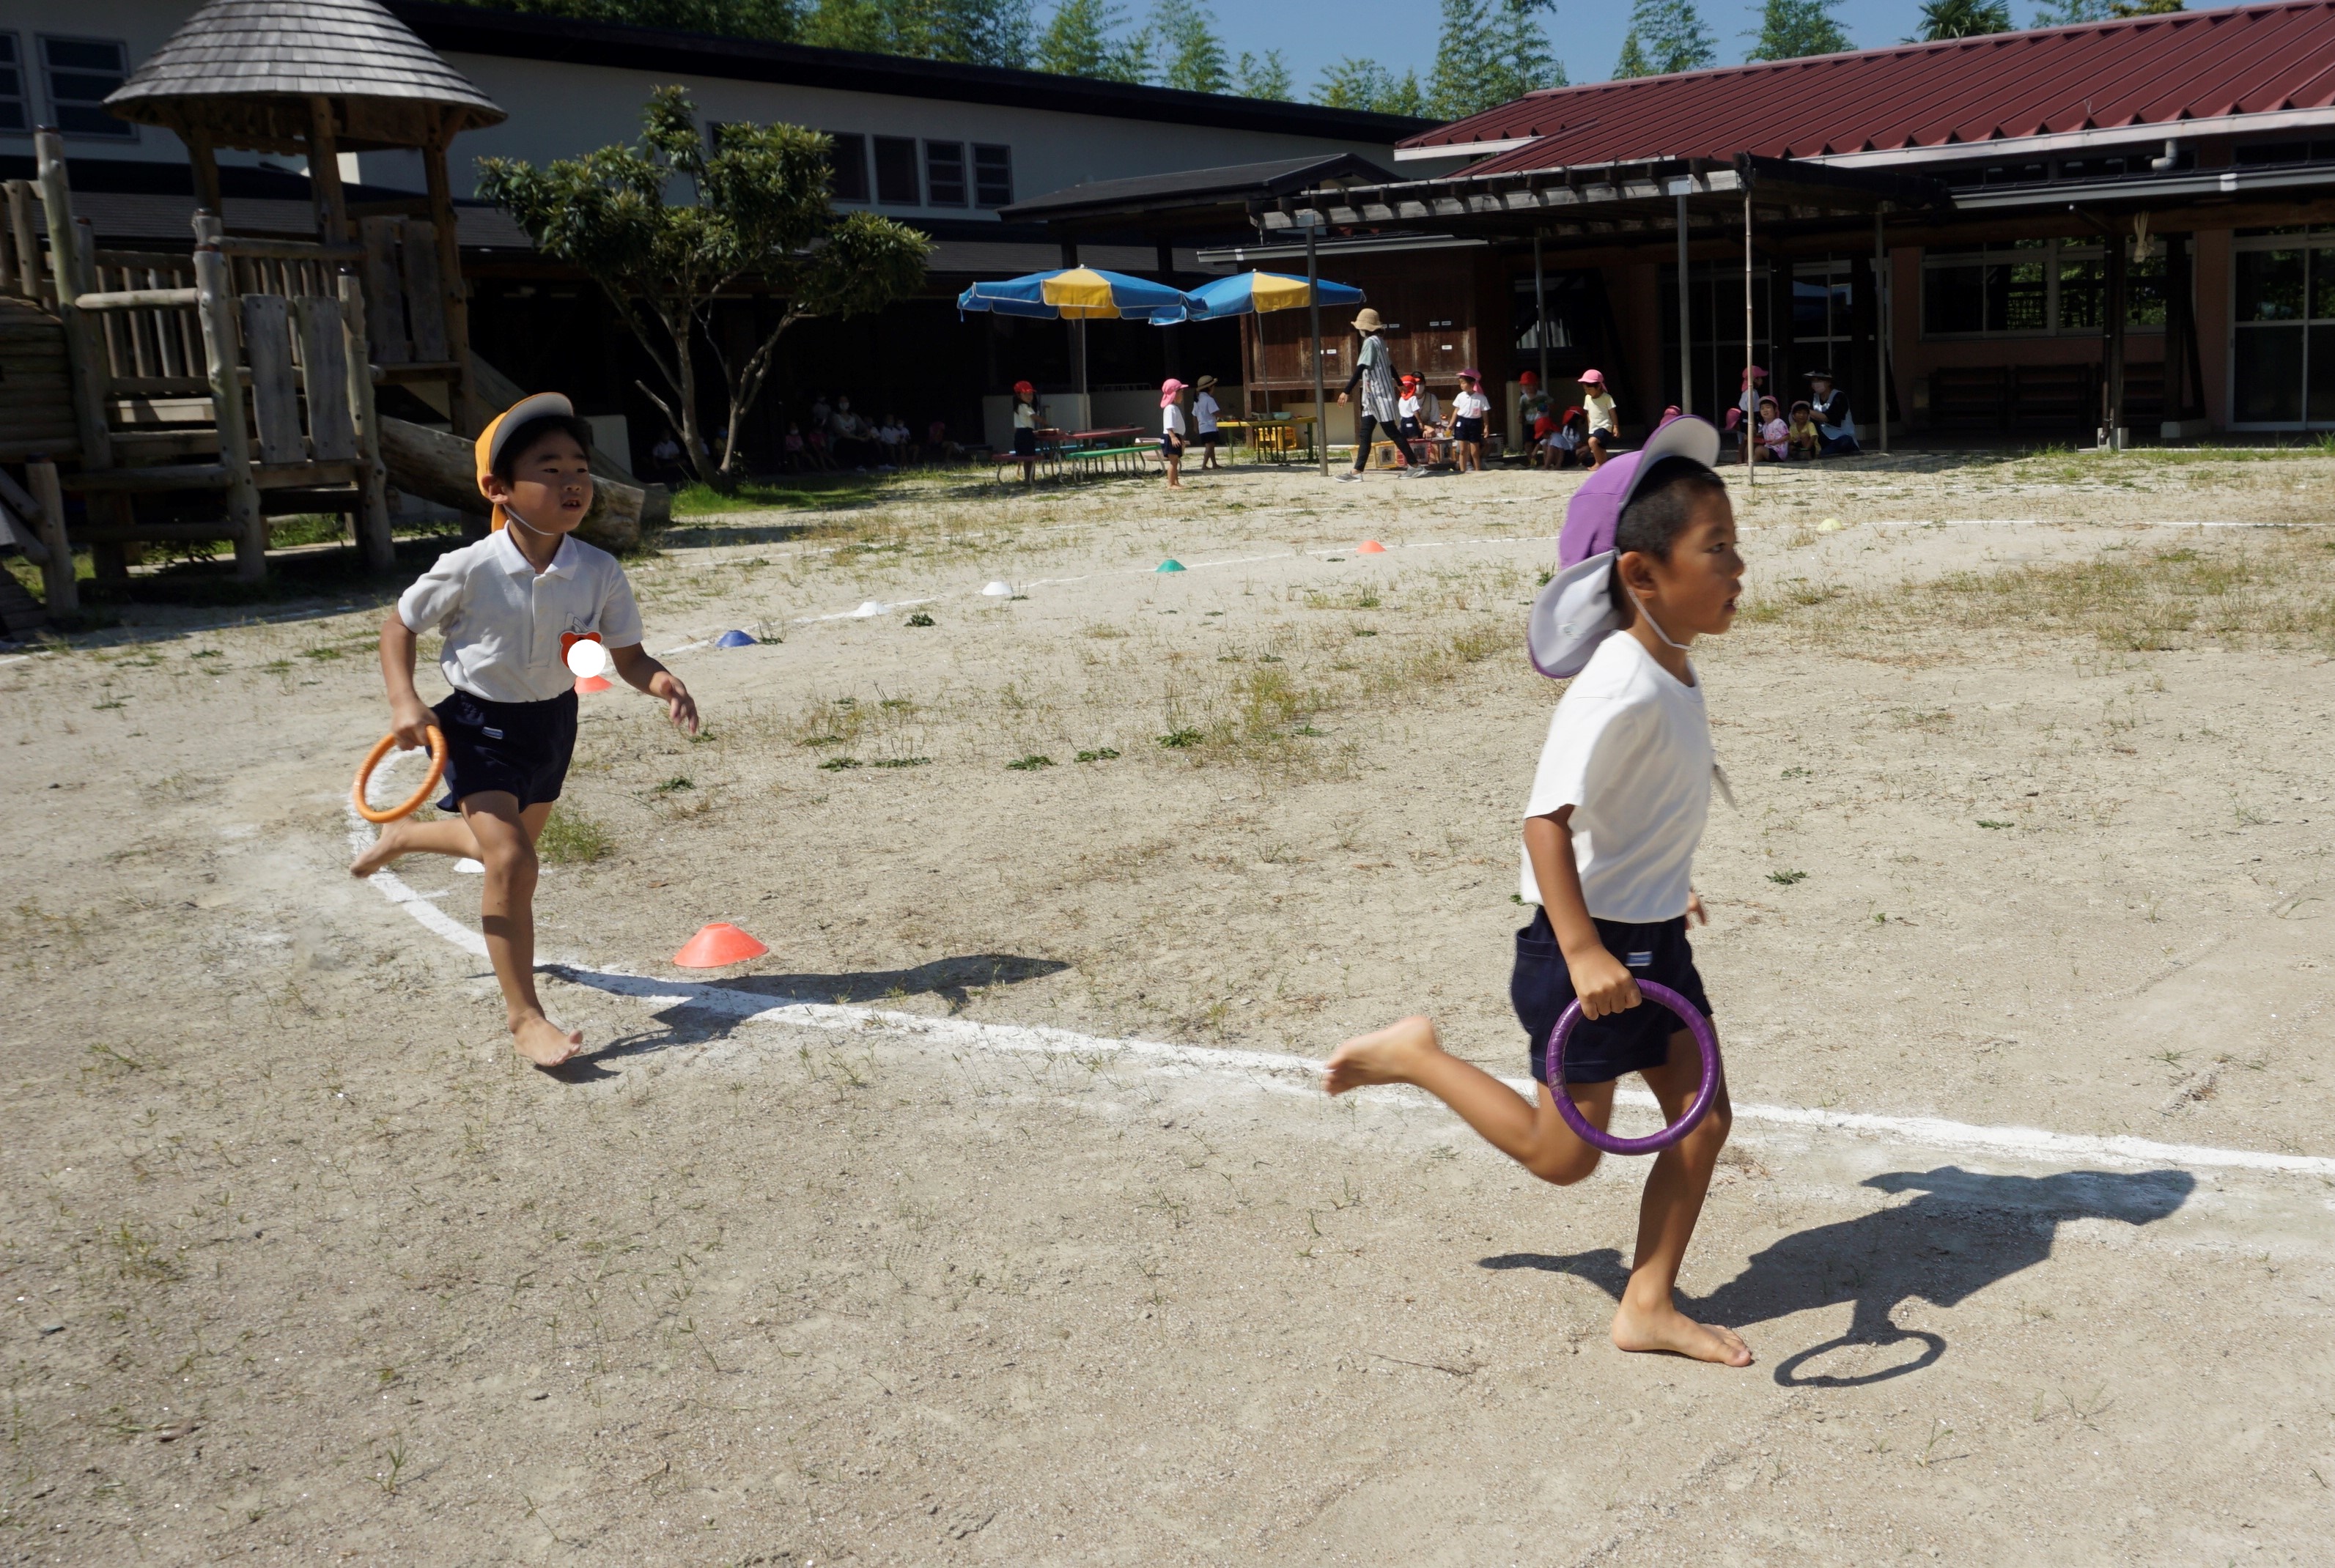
[[1619, 0, 1716, 74], [802, 0, 888, 50], [2109, 0, 2182, 15], [452, 0, 805, 41], [1612, 28, 1656, 75], [476, 88, 929, 489], [1313, 56, 1425, 115], [1494, 0, 1566, 100], [1429, 0, 1498, 119], [1746, 0, 1850, 60], [799, 0, 1032, 62], [1233, 48, 1294, 100], [1154, 0, 1229, 92], [2029, 0, 2111, 21], [1911, 0, 2013, 39], [1035, 0, 1150, 80]]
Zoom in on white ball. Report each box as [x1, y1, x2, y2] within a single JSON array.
[[565, 638, 608, 678]]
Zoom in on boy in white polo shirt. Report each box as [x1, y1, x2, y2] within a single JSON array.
[[1325, 415, 1753, 1368], [351, 394, 699, 1068]]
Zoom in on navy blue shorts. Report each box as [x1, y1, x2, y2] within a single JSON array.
[[1513, 908, 1714, 1087], [432, 688, 578, 813], [1454, 415, 1486, 443]]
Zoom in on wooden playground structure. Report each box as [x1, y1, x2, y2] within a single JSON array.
[[0, 0, 657, 627]]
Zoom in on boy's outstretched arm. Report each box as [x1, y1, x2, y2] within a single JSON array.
[[377, 615, 435, 750], [1524, 807, 1641, 1021], [609, 643, 698, 734]]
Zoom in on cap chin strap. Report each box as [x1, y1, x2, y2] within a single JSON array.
[[1635, 598, 1689, 651]]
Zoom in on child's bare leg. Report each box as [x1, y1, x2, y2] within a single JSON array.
[[350, 811, 481, 877], [462, 793, 579, 1067], [1325, 1016, 1609, 1185], [1609, 1027, 1748, 1367]]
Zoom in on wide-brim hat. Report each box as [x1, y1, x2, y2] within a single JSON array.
[[1527, 415, 1722, 679], [1351, 307, 1384, 331], [1195, 374, 1217, 390], [1805, 368, 1835, 381], [474, 392, 577, 532]]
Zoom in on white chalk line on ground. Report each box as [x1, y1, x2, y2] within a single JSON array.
[[344, 807, 2335, 1179]]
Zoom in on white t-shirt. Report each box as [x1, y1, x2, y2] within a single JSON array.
[[398, 529, 645, 705], [1584, 391, 1618, 434], [1519, 631, 1711, 922], [1195, 391, 1219, 432], [1453, 390, 1489, 421], [1162, 404, 1187, 437]]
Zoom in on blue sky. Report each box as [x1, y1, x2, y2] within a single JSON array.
[[1206, 1, 2246, 107]]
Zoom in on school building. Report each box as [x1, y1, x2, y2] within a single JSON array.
[[1, 0, 1444, 470], [1011, 0, 2335, 448]]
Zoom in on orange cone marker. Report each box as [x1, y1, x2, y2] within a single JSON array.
[[1357, 539, 1387, 554], [574, 674, 613, 693], [673, 922, 768, 968]]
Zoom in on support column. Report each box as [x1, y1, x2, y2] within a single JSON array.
[[1873, 210, 1890, 456], [1532, 233, 1549, 393], [1306, 215, 1327, 476], [37, 127, 132, 581], [195, 238, 265, 582], [188, 133, 224, 220], [1744, 195, 1755, 484], [1767, 248, 1795, 419], [26, 461, 75, 617], [340, 267, 394, 572], [2103, 232, 2129, 450], [307, 96, 349, 243], [423, 116, 479, 435], [1675, 192, 1692, 417]]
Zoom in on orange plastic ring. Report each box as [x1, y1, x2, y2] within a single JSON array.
[[353, 725, 447, 824]]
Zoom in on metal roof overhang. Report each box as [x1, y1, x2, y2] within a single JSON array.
[[1258, 154, 1949, 251]]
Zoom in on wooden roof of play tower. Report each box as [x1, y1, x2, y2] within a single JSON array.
[[106, 0, 506, 153]]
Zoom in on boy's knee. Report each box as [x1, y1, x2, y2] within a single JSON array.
[[482, 838, 537, 878], [1527, 1146, 1601, 1187]]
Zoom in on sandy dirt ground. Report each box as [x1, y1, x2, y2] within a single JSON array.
[[7, 445, 2335, 1565]]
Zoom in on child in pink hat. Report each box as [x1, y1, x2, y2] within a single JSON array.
[[1579, 369, 1618, 468], [1159, 379, 1188, 490], [1326, 415, 1758, 1371]]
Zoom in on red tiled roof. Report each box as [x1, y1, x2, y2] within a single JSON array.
[[1403, 0, 2335, 175]]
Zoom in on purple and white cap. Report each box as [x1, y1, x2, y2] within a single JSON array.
[[1527, 415, 1721, 679]]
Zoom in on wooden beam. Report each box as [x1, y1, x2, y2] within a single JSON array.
[[422, 111, 479, 436], [188, 132, 225, 221], [307, 96, 350, 244], [26, 460, 75, 616], [193, 237, 266, 581]]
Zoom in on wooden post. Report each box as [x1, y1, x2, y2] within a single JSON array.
[[339, 268, 394, 572], [307, 96, 350, 244], [37, 128, 136, 580], [26, 461, 76, 617], [1675, 191, 1693, 417], [188, 132, 225, 220], [195, 240, 265, 582], [1744, 193, 1755, 486], [6, 181, 40, 299], [1873, 210, 1891, 456], [2103, 232, 2129, 451], [422, 117, 479, 435]]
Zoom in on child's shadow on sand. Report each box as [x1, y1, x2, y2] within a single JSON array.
[[1480, 1166, 2195, 1386], [542, 953, 1069, 1080]]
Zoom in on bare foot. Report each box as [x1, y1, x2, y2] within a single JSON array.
[[1323, 1015, 1441, 1095], [511, 1013, 584, 1068], [1610, 1296, 1753, 1367], [348, 824, 410, 878]]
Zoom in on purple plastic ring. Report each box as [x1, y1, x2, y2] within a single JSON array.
[[1543, 980, 1722, 1156]]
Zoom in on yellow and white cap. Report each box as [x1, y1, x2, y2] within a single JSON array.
[[473, 392, 577, 532]]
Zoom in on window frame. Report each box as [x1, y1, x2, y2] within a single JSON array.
[[923, 140, 967, 208], [1919, 237, 2167, 341], [871, 135, 920, 208], [0, 34, 29, 136], [972, 143, 1013, 210], [2228, 227, 2335, 430], [37, 34, 135, 141], [826, 131, 869, 204]]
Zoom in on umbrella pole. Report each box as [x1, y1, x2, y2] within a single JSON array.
[[1307, 219, 1327, 478]]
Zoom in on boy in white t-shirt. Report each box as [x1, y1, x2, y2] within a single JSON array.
[[350, 394, 700, 1068], [1450, 368, 1490, 472], [1192, 374, 1222, 470], [1326, 416, 1752, 1369]]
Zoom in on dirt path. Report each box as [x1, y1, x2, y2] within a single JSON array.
[[6, 451, 2334, 1564]]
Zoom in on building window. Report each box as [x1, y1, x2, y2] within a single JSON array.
[[873, 136, 919, 206], [973, 144, 1013, 209], [925, 141, 966, 207], [39, 36, 132, 139], [2230, 229, 2335, 426], [826, 132, 868, 203], [0, 37, 26, 133], [1921, 239, 2163, 339]]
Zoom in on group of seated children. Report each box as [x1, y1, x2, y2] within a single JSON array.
[[1528, 369, 1622, 472], [1746, 396, 1823, 462], [1392, 369, 1491, 473]]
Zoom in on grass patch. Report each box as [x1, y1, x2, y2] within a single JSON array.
[[668, 475, 886, 515], [819, 756, 863, 771], [1006, 754, 1053, 771], [1767, 869, 1808, 885], [536, 805, 613, 865], [1075, 747, 1121, 763], [871, 755, 930, 768], [652, 776, 694, 794]]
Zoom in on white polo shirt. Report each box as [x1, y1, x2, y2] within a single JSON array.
[[1519, 632, 1711, 923], [397, 529, 645, 704]]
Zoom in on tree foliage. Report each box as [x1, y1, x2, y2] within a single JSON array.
[[1313, 57, 1426, 116], [476, 87, 929, 489], [2028, 0, 2112, 21], [1154, 0, 1230, 92], [1233, 49, 1294, 100], [1428, 0, 1565, 119], [1913, 0, 2013, 39], [1746, 0, 1851, 60], [1033, 0, 1148, 79], [1614, 0, 1716, 76]]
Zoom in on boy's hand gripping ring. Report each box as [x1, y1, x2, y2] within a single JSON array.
[[1543, 980, 1723, 1155], [353, 726, 446, 824]]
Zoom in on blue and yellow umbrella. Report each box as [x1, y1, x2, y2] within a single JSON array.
[[1175, 270, 1365, 322], [956, 267, 1200, 322]]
